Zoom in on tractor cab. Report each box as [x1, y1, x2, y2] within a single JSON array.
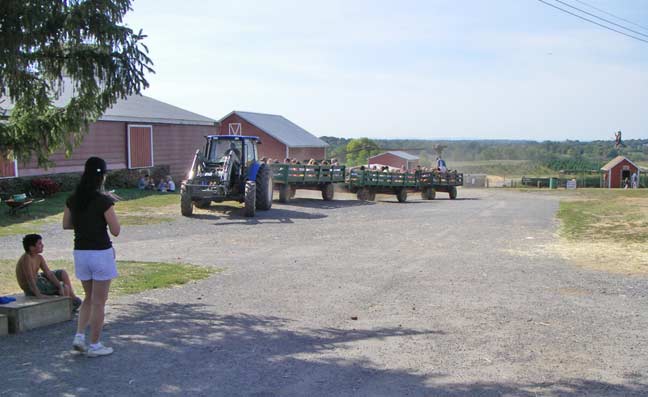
[[205, 136, 259, 186]]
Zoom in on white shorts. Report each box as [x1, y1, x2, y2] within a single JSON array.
[[73, 248, 118, 281]]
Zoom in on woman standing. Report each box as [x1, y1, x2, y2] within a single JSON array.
[[63, 157, 120, 357]]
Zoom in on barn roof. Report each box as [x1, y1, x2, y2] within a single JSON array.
[[100, 95, 216, 126], [600, 156, 641, 171], [369, 151, 419, 161], [221, 111, 328, 148], [1, 78, 216, 126]]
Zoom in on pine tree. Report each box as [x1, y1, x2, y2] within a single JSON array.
[[0, 0, 154, 166]]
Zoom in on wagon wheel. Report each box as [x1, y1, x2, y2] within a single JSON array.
[[449, 186, 457, 200], [356, 188, 369, 201], [422, 187, 436, 200], [396, 188, 407, 203], [279, 184, 291, 203], [321, 183, 335, 201]]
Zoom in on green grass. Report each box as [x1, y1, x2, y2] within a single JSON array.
[[0, 259, 217, 296], [556, 189, 648, 242], [0, 189, 180, 237]]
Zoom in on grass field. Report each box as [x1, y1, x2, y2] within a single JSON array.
[[0, 259, 217, 296], [0, 189, 180, 237], [451, 160, 554, 177], [554, 189, 648, 274]]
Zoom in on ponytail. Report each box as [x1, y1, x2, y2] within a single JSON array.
[[72, 157, 107, 211]]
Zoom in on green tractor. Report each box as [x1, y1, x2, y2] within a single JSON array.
[[180, 135, 273, 217]]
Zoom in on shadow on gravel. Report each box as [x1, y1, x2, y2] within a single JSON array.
[[3, 302, 647, 396], [190, 206, 327, 225], [275, 198, 376, 210]]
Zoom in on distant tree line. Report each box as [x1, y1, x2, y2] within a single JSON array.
[[321, 136, 648, 171]]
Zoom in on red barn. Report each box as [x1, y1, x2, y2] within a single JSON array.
[[368, 151, 419, 170], [218, 111, 328, 161], [0, 94, 217, 181], [601, 156, 641, 188]]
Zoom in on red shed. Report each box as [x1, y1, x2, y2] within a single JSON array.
[[601, 156, 641, 188], [0, 91, 217, 181], [217, 111, 328, 161], [368, 151, 419, 170]]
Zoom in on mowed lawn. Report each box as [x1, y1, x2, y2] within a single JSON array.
[[0, 189, 181, 237], [555, 189, 648, 273], [0, 259, 217, 297]]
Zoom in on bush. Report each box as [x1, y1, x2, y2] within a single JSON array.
[[31, 178, 61, 197], [0, 165, 171, 196], [104, 165, 170, 189]]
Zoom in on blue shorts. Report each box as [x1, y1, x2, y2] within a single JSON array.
[[73, 248, 118, 281]]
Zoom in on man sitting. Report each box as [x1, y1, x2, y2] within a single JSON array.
[[15, 234, 82, 310]]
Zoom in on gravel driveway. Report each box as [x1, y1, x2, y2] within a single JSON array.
[[1, 189, 647, 396]]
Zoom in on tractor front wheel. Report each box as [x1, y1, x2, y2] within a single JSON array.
[[244, 180, 256, 217], [180, 186, 193, 217]]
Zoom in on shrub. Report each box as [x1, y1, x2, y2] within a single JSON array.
[[104, 165, 170, 189], [0, 165, 171, 195], [31, 178, 61, 197]]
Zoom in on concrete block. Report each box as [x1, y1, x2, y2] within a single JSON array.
[[0, 296, 71, 334], [0, 314, 7, 336]]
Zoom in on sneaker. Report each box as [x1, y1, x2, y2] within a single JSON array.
[[72, 335, 87, 353], [86, 343, 113, 357]]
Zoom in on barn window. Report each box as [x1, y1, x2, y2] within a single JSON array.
[[0, 155, 18, 179], [228, 123, 242, 135], [127, 125, 154, 169]]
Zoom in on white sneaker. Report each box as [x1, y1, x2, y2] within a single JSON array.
[[72, 335, 87, 352], [86, 343, 113, 357]]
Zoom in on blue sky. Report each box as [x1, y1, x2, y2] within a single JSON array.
[[124, 0, 648, 141]]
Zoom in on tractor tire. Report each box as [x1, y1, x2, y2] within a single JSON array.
[[180, 187, 193, 217], [321, 183, 335, 201], [244, 180, 256, 217], [256, 165, 273, 210], [279, 184, 291, 203], [195, 199, 211, 209], [449, 186, 457, 200], [396, 188, 408, 203]]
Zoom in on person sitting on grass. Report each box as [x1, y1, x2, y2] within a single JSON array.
[[157, 178, 168, 192], [137, 174, 148, 190], [15, 234, 82, 310], [166, 176, 176, 192]]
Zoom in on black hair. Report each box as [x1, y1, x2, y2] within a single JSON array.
[[22, 234, 42, 252], [71, 157, 107, 211]]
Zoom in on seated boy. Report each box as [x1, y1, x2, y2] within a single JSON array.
[[15, 234, 82, 310]]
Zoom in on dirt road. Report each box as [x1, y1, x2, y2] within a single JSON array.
[[1, 189, 647, 396]]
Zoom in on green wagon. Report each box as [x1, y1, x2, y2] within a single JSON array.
[[270, 163, 346, 203], [418, 171, 463, 200], [346, 169, 419, 202]]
